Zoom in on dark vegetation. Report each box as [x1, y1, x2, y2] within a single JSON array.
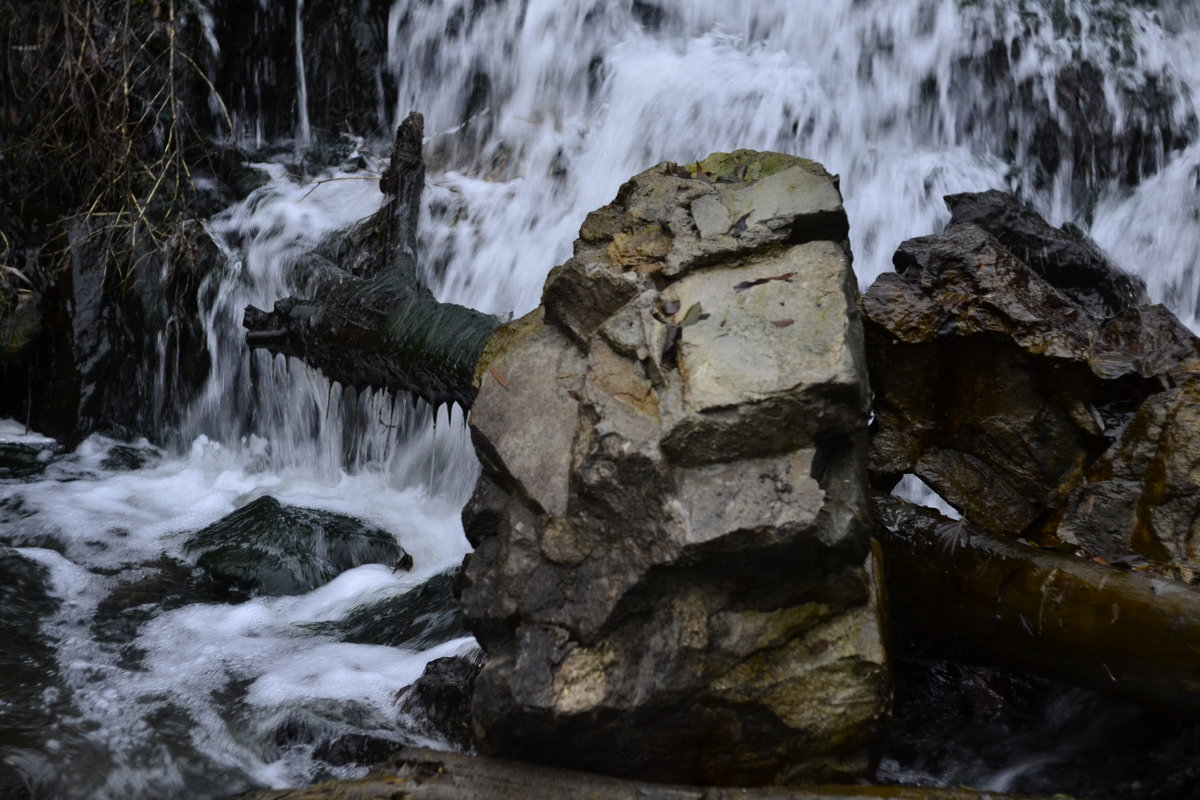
[[0, 0, 399, 445], [0, 0, 232, 442]]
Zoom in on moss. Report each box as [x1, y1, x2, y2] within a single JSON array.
[[689, 149, 829, 183]]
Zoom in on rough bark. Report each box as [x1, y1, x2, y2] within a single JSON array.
[[234, 747, 1064, 800], [875, 494, 1200, 714], [242, 112, 498, 410]]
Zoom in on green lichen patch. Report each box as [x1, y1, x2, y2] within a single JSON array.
[[689, 149, 830, 183]]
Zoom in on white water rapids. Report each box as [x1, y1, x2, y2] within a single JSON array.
[[2, 1, 1198, 797]]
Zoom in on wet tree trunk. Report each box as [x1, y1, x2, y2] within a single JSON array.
[[235, 747, 1055, 800], [242, 112, 498, 410], [875, 494, 1200, 713]]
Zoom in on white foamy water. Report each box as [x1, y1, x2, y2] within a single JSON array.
[[3, 0, 1199, 797]]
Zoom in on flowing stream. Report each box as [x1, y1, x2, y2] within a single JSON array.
[[2, 1, 1199, 797]]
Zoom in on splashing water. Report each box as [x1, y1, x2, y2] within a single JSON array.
[[3, 0, 1199, 796]]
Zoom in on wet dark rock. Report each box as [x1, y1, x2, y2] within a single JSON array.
[[884, 658, 1200, 800], [396, 652, 484, 749], [311, 734, 399, 768], [1059, 382, 1200, 574], [200, 0, 396, 141], [460, 151, 888, 786], [272, 716, 406, 772], [185, 496, 403, 596], [0, 496, 63, 553], [945, 190, 1148, 318], [303, 571, 465, 649], [0, 547, 59, 751], [92, 556, 237, 645], [0, 442, 54, 480], [158, 220, 221, 424], [0, 761, 31, 800], [864, 204, 1200, 536], [99, 443, 159, 472]]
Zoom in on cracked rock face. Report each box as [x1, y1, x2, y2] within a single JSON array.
[[863, 195, 1200, 540], [457, 151, 889, 786]]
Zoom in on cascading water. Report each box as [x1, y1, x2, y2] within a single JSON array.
[[2, 1, 1199, 797]]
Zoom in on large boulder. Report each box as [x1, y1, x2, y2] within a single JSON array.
[[864, 193, 1200, 537], [457, 151, 889, 786]]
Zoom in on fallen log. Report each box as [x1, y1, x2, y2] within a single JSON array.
[[243, 112, 498, 409], [874, 494, 1200, 713], [242, 276, 496, 411], [234, 746, 1064, 800]]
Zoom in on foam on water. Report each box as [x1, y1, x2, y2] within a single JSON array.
[[1, 429, 472, 796]]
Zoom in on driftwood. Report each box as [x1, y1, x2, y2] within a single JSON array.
[[875, 494, 1200, 713], [243, 112, 498, 410], [235, 747, 1061, 800]]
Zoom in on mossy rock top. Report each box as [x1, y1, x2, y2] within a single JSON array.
[[686, 149, 831, 183]]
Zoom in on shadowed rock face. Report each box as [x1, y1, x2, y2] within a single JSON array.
[[864, 195, 1200, 539], [1059, 383, 1200, 575], [457, 151, 889, 786], [944, 189, 1148, 318]]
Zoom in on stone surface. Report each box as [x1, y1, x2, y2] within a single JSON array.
[[944, 190, 1148, 318], [459, 151, 888, 786], [395, 653, 485, 749], [185, 496, 403, 596], [1059, 383, 1200, 576], [863, 197, 1200, 537]]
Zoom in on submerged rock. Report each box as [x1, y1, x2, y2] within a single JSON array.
[[272, 715, 406, 775], [0, 441, 55, 480], [0, 547, 59, 754], [864, 193, 1200, 537], [459, 151, 889, 786], [395, 652, 485, 749], [92, 556, 236, 646], [302, 570, 465, 648], [185, 496, 403, 596]]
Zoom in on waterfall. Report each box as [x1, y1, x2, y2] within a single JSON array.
[[1, 1, 1198, 797], [294, 0, 312, 145]]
